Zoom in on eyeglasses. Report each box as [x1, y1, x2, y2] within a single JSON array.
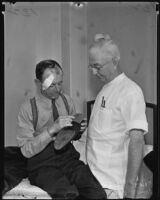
[[88, 62, 109, 71]]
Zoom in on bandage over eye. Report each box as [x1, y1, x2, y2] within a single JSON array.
[[42, 74, 55, 90]]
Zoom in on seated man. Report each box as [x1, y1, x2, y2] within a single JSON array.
[[16, 59, 106, 200]]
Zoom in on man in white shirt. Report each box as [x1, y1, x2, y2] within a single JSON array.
[[86, 34, 148, 199]]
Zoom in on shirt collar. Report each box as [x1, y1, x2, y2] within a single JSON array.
[[35, 91, 52, 105], [105, 72, 126, 87]]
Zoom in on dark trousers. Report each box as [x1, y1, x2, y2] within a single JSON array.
[[28, 142, 106, 199], [143, 150, 154, 172]]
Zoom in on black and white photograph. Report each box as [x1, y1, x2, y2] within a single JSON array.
[[3, 2, 159, 199]]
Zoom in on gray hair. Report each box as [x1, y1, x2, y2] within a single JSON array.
[[92, 33, 120, 61]]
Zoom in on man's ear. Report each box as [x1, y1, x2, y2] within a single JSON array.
[[34, 79, 41, 88], [112, 57, 119, 66]]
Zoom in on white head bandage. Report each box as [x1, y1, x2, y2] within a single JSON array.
[[42, 73, 55, 90], [94, 33, 120, 61]]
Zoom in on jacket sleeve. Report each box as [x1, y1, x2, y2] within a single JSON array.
[[16, 101, 53, 158]]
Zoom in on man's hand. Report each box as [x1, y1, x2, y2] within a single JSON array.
[[48, 115, 75, 137], [72, 118, 88, 141], [80, 118, 88, 132]]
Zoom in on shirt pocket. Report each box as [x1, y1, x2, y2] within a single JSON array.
[[97, 107, 113, 131]]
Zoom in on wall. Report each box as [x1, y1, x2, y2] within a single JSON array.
[[61, 3, 70, 95], [4, 2, 62, 146], [69, 3, 88, 115]]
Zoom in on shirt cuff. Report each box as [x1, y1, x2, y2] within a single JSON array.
[[126, 120, 148, 135], [40, 128, 53, 143]]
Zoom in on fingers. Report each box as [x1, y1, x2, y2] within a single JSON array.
[[59, 115, 75, 120], [57, 116, 88, 130], [58, 115, 75, 128], [80, 126, 87, 131], [59, 116, 75, 123], [80, 118, 88, 131], [81, 117, 87, 123], [81, 118, 88, 126], [81, 121, 87, 126], [64, 120, 73, 126]]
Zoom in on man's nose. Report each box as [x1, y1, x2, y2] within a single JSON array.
[[55, 85, 61, 92], [92, 68, 98, 75]]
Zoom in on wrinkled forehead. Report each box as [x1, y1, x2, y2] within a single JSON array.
[[89, 46, 111, 64], [42, 67, 63, 83], [89, 40, 120, 62]]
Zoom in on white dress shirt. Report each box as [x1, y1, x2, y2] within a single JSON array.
[[86, 73, 148, 192]]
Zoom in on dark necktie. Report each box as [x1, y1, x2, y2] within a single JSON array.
[[52, 99, 59, 121]]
